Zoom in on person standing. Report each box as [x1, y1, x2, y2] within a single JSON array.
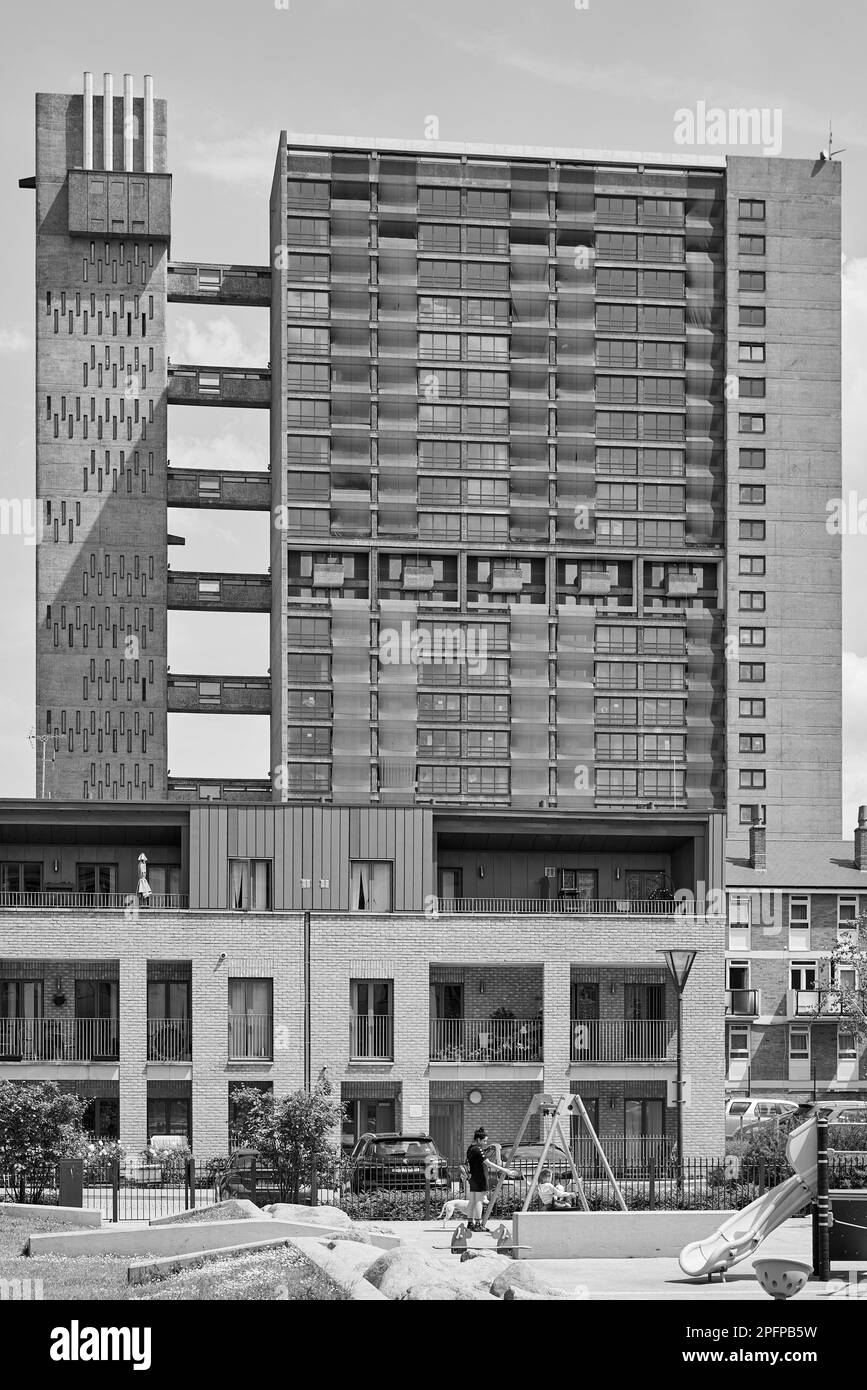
[[465, 1126, 517, 1231]]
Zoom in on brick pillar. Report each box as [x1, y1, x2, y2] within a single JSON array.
[[193, 952, 231, 1155], [394, 960, 430, 1132], [118, 954, 147, 1151], [680, 943, 726, 1155], [542, 962, 571, 1141]]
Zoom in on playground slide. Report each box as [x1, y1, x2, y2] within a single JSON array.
[[678, 1116, 817, 1279]]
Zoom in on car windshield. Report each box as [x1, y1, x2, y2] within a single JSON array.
[[371, 1140, 436, 1159], [729, 1103, 750, 1114]]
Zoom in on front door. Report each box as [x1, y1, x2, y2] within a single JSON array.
[[430, 1100, 462, 1170]]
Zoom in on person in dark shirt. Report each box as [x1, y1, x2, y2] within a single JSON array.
[[465, 1126, 518, 1231]]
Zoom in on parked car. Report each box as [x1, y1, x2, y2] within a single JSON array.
[[814, 1100, 867, 1125], [725, 1097, 800, 1139], [217, 1149, 283, 1206], [507, 1141, 572, 1182], [347, 1133, 450, 1193]]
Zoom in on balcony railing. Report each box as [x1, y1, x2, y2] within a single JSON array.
[[725, 989, 760, 1017], [0, 892, 188, 910], [0, 1018, 118, 1061], [570, 1018, 674, 1063], [430, 1017, 542, 1063], [789, 989, 867, 1018], [228, 1014, 273, 1061], [349, 1015, 394, 1061], [435, 897, 710, 917], [147, 1018, 192, 1062]]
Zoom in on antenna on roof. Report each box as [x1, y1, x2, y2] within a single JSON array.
[[819, 120, 846, 162]]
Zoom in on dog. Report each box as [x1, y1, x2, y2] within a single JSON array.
[[436, 1196, 472, 1223]]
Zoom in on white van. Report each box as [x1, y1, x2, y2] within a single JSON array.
[[726, 1096, 800, 1139]]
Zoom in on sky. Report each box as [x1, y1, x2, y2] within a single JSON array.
[[1, 0, 866, 829]]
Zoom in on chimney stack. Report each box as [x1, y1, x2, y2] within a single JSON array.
[[83, 72, 93, 170], [749, 817, 766, 872], [855, 806, 867, 871], [144, 75, 154, 173], [123, 74, 134, 171], [102, 73, 113, 171]]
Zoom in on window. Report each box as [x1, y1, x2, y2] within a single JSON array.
[[76, 864, 117, 896], [739, 591, 765, 611], [739, 234, 766, 255], [0, 863, 43, 897], [789, 1025, 810, 1065], [739, 199, 766, 221], [739, 520, 766, 540], [287, 179, 329, 207], [739, 414, 765, 434], [596, 304, 638, 332], [739, 556, 766, 576], [418, 295, 461, 324], [596, 267, 638, 296], [287, 325, 329, 355], [350, 861, 393, 912], [739, 343, 765, 362], [418, 223, 461, 252], [284, 253, 329, 281], [82, 1097, 119, 1141], [738, 306, 766, 327], [465, 188, 509, 215], [595, 195, 638, 223], [146, 1098, 191, 1144], [462, 262, 509, 290], [0, 980, 44, 1021], [418, 187, 461, 215], [838, 896, 858, 933], [286, 289, 329, 318], [739, 698, 765, 717], [729, 894, 751, 927], [228, 859, 272, 910], [287, 362, 329, 391], [739, 271, 766, 293], [739, 485, 766, 504], [229, 1081, 273, 1142], [465, 226, 509, 254], [418, 259, 461, 288], [739, 769, 766, 789], [740, 734, 765, 752], [838, 1027, 858, 1061], [350, 980, 393, 1060], [640, 305, 684, 333], [75, 979, 118, 1022], [790, 961, 817, 992], [640, 270, 684, 298], [596, 340, 638, 368], [287, 690, 331, 719], [739, 378, 766, 398], [789, 896, 810, 949], [739, 627, 765, 647], [286, 217, 329, 246], [739, 663, 765, 682], [739, 803, 765, 825], [228, 979, 273, 1060], [465, 334, 509, 362], [418, 332, 461, 362], [728, 960, 750, 993]]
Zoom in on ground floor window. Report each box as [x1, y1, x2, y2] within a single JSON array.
[[624, 1097, 665, 1136], [228, 1081, 273, 1147], [82, 1096, 119, 1140], [146, 1098, 191, 1145], [341, 1097, 396, 1150]]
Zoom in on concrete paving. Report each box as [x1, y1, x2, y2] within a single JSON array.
[[361, 1216, 865, 1302]]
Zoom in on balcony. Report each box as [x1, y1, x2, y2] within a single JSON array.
[[430, 1017, 542, 1064], [435, 897, 709, 917], [228, 1014, 273, 1061], [147, 1019, 192, 1062], [0, 891, 188, 910], [788, 989, 866, 1018], [570, 1018, 674, 1063], [349, 1015, 394, 1062], [0, 1019, 118, 1062], [725, 989, 760, 1017]]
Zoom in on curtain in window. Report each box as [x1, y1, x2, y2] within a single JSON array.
[[230, 860, 247, 910], [350, 861, 369, 911], [251, 860, 269, 910]]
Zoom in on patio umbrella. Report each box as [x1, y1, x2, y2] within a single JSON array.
[[137, 852, 152, 902]]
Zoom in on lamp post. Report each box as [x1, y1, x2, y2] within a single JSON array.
[[658, 948, 698, 1191]]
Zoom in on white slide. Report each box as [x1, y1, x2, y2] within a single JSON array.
[[678, 1116, 817, 1279]]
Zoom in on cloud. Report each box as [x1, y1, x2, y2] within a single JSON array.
[[0, 328, 31, 353], [169, 315, 269, 367], [170, 430, 267, 474]]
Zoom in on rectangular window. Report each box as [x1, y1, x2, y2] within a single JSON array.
[[739, 698, 766, 717], [465, 188, 509, 216], [739, 414, 765, 434], [739, 591, 766, 611], [739, 199, 766, 220], [465, 225, 509, 254], [596, 304, 638, 332], [738, 343, 765, 362], [728, 1026, 750, 1059], [350, 980, 394, 1060], [228, 859, 272, 910], [739, 378, 766, 398], [838, 1027, 858, 1061], [739, 485, 766, 504], [789, 1026, 810, 1063], [739, 234, 766, 255], [418, 223, 461, 252], [739, 663, 765, 682], [739, 556, 766, 575], [729, 894, 751, 926], [739, 627, 766, 647], [739, 271, 766, 293], [789, 896, 810, 950], [228, 978, 273, 1061], [739, 734, 765, 753], [739, 520, 766, 540], [838, 896, 858, 933], [146, 1097, 191, 1144], [738, 306, 766, 327], [418, 187, 461, 214], [76, 864, 117, 896], [595, 195, 638, 223], [350, 861, 393, 912], [739, 769, 766, 789], [739, 803, 765, 825]]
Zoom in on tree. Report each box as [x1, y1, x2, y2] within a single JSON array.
[[813, 914, 867, 1043], [229, 1081, 346, 1202], [0, 1080, 88, 1203]]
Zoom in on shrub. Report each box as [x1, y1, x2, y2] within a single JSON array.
[[145, 1144, 192, 1182], [0, 1080, 87, 1204]]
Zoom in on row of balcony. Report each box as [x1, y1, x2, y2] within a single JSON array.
[[0, 893, 709, 917], [0, 1015, 673, 1065], [725, 988, 867, 1019]]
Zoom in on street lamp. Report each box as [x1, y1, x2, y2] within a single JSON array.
[[658, 948, 698, 1191]]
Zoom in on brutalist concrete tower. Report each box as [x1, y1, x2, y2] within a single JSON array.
[[31, 73, 170, 799]]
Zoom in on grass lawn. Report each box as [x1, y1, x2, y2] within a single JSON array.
[[0, 1211, 346, 1301]]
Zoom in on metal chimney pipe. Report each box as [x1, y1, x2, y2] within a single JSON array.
[[103, 73, 113, 171], [83, 72, 94, 170], [123, 74, 134, 171], [143, 75, 154, 173]]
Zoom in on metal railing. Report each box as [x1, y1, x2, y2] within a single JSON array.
[[435, 897, 709, 916], [790, 988, 867, 1017], [349, 1015, 394, 1061], [430, 1017, 542, 1063], [0, 1018, 119, 1061], [227, 1014, 273, 1061], [570, 1018, 674, 1062], [0, 891, 188, 910], [147, 1019, 192, 1062]]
